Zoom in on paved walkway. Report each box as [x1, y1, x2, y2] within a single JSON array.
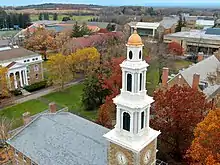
[[0, 78, 84, 110]]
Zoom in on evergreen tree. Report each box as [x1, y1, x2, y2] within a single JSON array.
[[53, 13, 58, 20], [43, 13, 49, 20], [72, 22, 81, 37], [80, 22, 91, 35], [0, 10, 7, 29], [23, 13, 31, 28], [175, 15, 184, 32], [12, 14, 19, 28], [6, 15, 12, 28], [18, 13, 24, 28], [39, 13, 43, 20]]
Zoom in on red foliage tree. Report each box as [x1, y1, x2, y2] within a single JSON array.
[[152, 85, 211, 161], [96, 57, 125, 127], [96, 103, 114, 129], [186, 108, 220, 164], [168, 41, 184, 56]]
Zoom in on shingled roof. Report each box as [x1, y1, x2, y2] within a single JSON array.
[[7, 112, 109, 165]]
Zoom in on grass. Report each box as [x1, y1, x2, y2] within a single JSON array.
[[0, 30, 19, 38], [42, 83, 97, 121], [0, 100, 48, 129], [30, 14, 95, 22], [147, 61, 160, 95]]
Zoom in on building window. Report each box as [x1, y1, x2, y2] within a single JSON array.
[[34, 64, 39, 72], [35, 58, 38, 60], [139, 51, 142, 59], [23, 155, 27, 162], [24, 60, 26, 63], [36, 74, 38, 79], [15, 149, 19, 157], [139, 73, 142, 91], [32, 58, 35, 61], [127, 73, 132, 92], [123, 112, 130, 131], [27, 59, 30, 62], [129, 51, 133, 60], [141, 111, 145, 129]]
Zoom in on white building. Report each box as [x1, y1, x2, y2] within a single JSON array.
[[0, 45, 44, 89], [129, 22, 160, 38], [104, 29, 161, 164], [196, 20, 215, 29]]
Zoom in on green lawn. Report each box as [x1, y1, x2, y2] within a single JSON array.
[[42, 83, 97, 121], [147, 61, 160, 95], [0, 100, 48, 129], [30, 14, 95, 22]]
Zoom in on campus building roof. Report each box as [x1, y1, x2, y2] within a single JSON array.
[[169, 55, 220, 98], [0, 47, 38, 62], [7, 112, 109, 165], [165, 29, 220, 41]]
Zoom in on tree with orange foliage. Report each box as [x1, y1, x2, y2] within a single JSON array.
[[152, 85, 211, 161], [24, 28, 56, 60], [186, 108, 220, 164], [168, 41, 184, 56]]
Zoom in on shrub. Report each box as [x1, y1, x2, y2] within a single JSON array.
[[24, 80, 47, 92], [11, 89, 22, 96]]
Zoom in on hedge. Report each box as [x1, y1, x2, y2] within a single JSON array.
[[24, 80, 47, 92]]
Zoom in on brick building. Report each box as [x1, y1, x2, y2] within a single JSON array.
[[161, 54, 220, 107], [0, 45, 44, 89]]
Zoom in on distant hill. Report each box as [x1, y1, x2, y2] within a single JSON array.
[[5, 3, 104, 10]]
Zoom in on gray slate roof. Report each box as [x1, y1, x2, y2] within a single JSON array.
[[7, 112, 109, 165], [160, 17, 178, 29], [178, 55, 220, 98]]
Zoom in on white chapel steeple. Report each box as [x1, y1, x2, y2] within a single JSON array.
[[104, 29, 161, 165]]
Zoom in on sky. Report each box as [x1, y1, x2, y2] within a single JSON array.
[[1, 0, 220, 7]]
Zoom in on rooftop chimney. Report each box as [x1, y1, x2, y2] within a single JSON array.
[[22, 112, 31, 125], [49, 102, 56, 113], [197, 52, 204, 62], [162, 67, 169, 88], [192, 73, 200, 90]]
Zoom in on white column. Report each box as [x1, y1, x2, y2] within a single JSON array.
[[153, 29, 155, 37], [132, 73, 135, 93], [24, 70, 29, 85], [22, 70, 26, 85], [122, 70, 125, 91], [19, 70, 23, 87], [130, 112, 134, 134], [116, 107, 120, 129], [13, 72, 18, 89], [7, 73, 11, 89]]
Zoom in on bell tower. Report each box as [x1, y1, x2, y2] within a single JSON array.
[[104, 29, 161, 165]]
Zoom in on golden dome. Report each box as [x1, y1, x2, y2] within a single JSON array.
[[127, 29, 143, 46]]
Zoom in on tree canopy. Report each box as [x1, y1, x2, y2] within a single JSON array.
[[186, 108, 220, 164], [152, 85, 211, 161]]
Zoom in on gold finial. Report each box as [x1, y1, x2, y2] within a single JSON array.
[[133, 26, 137, 34], [127, 26, 143, 46]]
